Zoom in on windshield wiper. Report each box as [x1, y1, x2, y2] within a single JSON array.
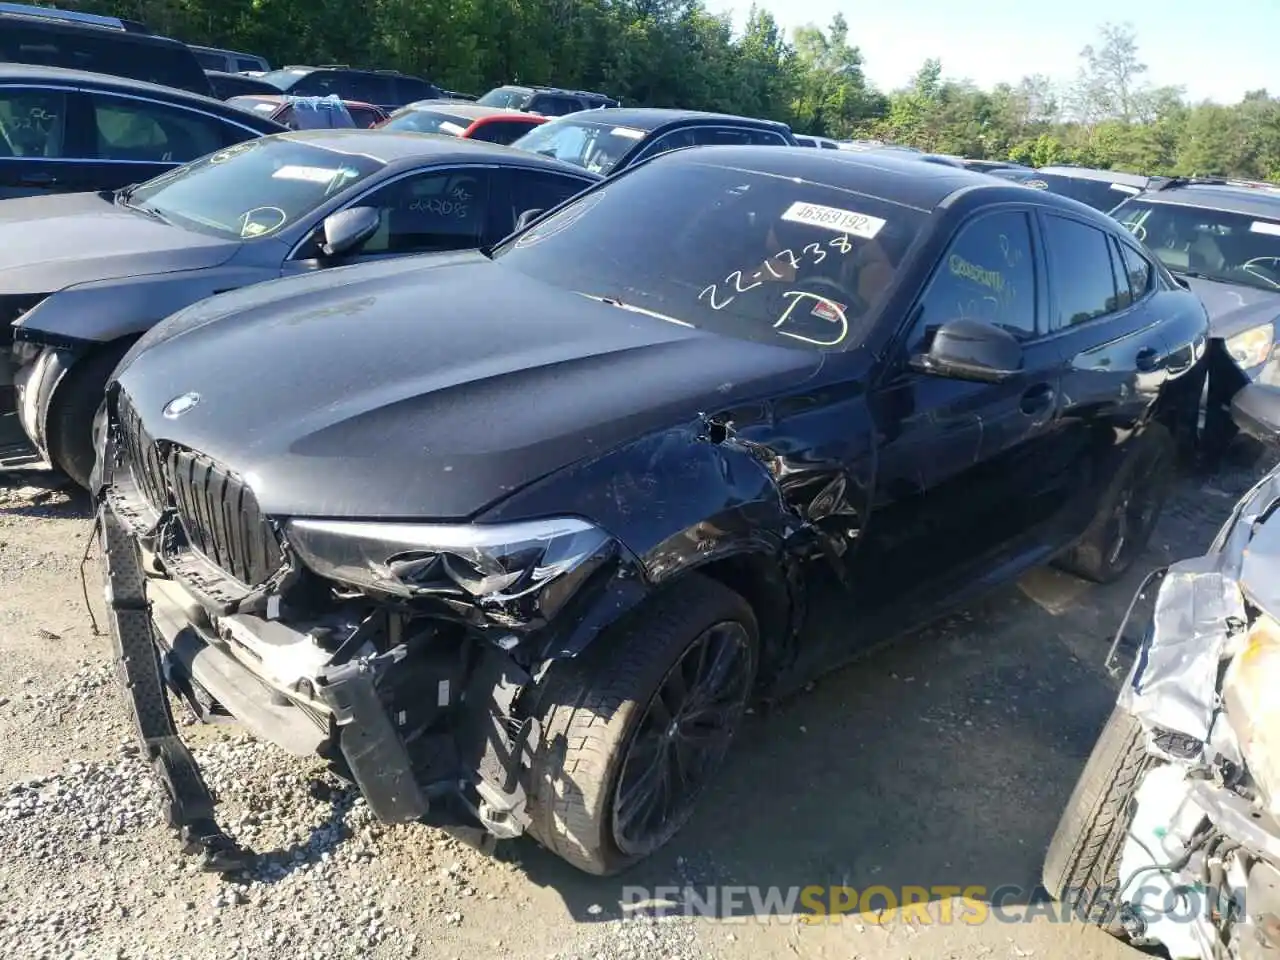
[[114, 183, 137, 206], [577, 293, 694, 327]]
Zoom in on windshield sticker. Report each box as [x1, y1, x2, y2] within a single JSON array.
[[781, 201, 885, 238], [1109, 183, 1141, 194], [697, 233, 856, 312], [1250, 221, 1280, 237], [438, 121, 467, 136], [776, 292, 848, 346], [273, 164, 347, 184], [238, 206, 287, 238], [252, 102, 276, 112], [611, 126, 645, 140]]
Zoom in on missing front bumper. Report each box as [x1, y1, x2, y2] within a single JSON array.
[[100, 494, 540, 869]]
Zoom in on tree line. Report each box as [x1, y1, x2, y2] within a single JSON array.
[[87, 0, 1280, 181]]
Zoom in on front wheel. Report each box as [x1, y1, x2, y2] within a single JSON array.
[[525, 574, 759, 875], [1042, 704, 1154, 933], [45, 341, 134, 490]]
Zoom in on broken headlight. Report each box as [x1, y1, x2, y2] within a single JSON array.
[[285, 516, 613, 600], [1225, 323, 1276, 371], [1223, 611, 1280, 818]]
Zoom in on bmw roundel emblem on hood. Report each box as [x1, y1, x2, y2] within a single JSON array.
[[162, 392, 201, 419]]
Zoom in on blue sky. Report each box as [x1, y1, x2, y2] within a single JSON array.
[[701, 0, 1274, 105]]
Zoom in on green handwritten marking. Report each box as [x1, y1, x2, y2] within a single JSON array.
[[949, 254, 1005, 294]]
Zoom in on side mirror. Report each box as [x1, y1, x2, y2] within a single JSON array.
[[909, 317, 1024, 383], [320, 206, 380, 258], [514, 208, 544, 231], [1230, 382, 1280, 441]]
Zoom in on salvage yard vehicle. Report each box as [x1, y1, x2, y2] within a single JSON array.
[[0, 64, 287, 201], [379, 102, 547, 145], [227, 94, 389, 129], [1042, 381, 1280, 960], [1111, 178, 1280, 382], [256, 66, 443, 113], [510, 107, 797, 175], [1, 131, 599, 485], [0, 3, 212, 96], [188, 44, 270, 75], [990, 165, 1156, 213], [204, 70, 282, 101], [95, 145, 1214, 877], [475, 84, 619, 116]]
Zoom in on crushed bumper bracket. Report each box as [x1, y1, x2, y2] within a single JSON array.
[[99, 503, 254, 874]]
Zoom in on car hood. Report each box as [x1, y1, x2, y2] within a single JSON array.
[[113, 252, 824, 519], [0, 192, 240, 294], [1184, 275, 1280, 340]]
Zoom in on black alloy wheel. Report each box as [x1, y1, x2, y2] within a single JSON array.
[[610, 619, 755, 857]]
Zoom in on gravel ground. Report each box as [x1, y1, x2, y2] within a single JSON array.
[[1, 449, 1273, 960]]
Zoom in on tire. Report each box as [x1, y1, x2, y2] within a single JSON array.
[[45, 340, 134, 490], [1056, 422, 1175, 584], [1042, 704, 1154, 934], [525, 573, 759, 875]]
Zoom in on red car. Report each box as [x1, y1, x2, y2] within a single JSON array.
[[227, 95, 389, 130], [378, 101, 548, 145]]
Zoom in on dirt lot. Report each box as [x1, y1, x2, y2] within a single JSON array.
[[1, 453, 1271, 960]]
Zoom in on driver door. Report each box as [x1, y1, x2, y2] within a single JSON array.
[[284, 165, 495, 270], [851, 207, 1068, 620]]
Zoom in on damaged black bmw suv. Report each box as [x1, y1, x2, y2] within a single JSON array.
[[95, 145, 1213, 876]]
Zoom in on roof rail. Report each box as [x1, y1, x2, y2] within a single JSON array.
[[0, 1, 137, 30]]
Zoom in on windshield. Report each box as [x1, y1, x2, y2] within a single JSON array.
[[477, 88, 531, 109], [1113, 198, 1280, 293], [510, 117, 646, 175], [491, 156, 927, 351], [125, 137, 383, 240], [382, 109, 469, 136]]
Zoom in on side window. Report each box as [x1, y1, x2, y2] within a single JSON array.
[[467, 120, 536, 145], [290, 72, 338, 97], [531, 96, 583, 117], [347, 106, 382, 129], [907, 210, 1039, 353], [691, 127, 752, 146], [640, 128, 696, 161], [346, 74, 395, 106], [90, 95, 227, 163], [0, 87, 70, 158], [194, 50, 226, 71], [1119, 242, 1154, 301], [234, 58, 263, 73], [746, 129, 790, 146], [358, 168, 491, 255], [1109, 239, 1133, 311], [1042, 215, 1121, 328], [508, 170, 591, 222]]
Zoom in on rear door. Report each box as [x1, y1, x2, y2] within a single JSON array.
[[1041, 211, 1187, 533], [0, 83, 81, 198], [856, 205, 1067, 612]]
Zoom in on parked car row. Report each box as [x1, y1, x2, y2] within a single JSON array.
[[3, 0, 1275, 904]]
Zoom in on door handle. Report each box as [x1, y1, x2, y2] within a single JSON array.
[[17, 172, 56, 187], [1019, 382, 1056, 416], [1135, 347, 1165, 373]]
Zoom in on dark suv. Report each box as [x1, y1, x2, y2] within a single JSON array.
[[0, 4, 211, 96], [257, 66, 442, 113], [476, 84, 619, 116], [96, 146, 1211, 877]]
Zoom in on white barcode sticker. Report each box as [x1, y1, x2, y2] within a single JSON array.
[[781, 201, 885, 238], [1250, 220, 1280, 237], [611, 126, 645, 139], [272, 164, 343, 183]]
